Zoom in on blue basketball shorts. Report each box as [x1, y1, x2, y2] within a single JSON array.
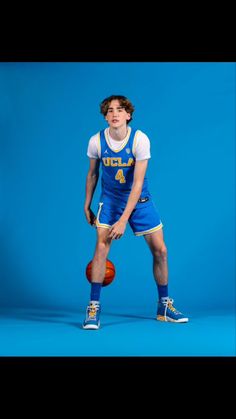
[[96, 201, 163, 236]]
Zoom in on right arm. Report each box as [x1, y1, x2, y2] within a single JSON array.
[[84, 158, 100, 226]]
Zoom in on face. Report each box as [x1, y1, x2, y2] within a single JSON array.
[[105, 100, 131, 128]]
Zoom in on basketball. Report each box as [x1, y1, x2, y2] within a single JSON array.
[[86, 259, 116, 287]]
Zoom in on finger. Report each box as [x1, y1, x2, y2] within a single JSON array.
[[114, 232, 122, 240]]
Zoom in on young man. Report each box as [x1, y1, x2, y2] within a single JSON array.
[[83, 95, 189, 329]]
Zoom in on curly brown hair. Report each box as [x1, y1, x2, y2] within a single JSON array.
[[100, 95, 135, 124]]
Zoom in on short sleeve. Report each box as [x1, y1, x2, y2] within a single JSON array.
[[87, 133, 100, 159], [134, 130, 151, 161]]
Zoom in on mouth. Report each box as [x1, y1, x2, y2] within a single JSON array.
[[112, 119, 119, 123]]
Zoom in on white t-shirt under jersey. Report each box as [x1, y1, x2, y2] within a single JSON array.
[[87, 127, 151, 160]]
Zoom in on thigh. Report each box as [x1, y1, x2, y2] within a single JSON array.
[[129, 202, 163, 236], [144, 227, 166, 252], [96, 225, 112, 243]]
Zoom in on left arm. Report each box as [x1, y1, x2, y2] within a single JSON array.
[[108, 160, 148, 239]]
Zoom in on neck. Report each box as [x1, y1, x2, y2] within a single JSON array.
[[109, 125, 129, 141]]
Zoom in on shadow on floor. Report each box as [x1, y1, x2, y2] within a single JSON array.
[[0, 308, 155, 329]]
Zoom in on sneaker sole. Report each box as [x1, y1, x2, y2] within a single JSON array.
[[82, 321, 100, 330], [157, 315, 189, 323]]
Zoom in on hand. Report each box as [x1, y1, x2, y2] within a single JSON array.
[[84, 207, 96, 227], [108, 219, 127, 240]]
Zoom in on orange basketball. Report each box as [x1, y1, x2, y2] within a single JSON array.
[[86, 259, 116, 287]]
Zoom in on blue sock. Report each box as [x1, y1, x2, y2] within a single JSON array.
[[90, 283, 102, 302], [157, 284, 168, 300]]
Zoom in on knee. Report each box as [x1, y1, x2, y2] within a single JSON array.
[[96, 241, 109, 258], [153, 244, 167, 261]]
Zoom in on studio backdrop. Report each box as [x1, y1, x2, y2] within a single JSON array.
[[0, 62, 235, 314]]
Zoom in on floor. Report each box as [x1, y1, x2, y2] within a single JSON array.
[[0, 307, 235, 356]]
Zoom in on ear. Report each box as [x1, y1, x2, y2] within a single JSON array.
[[127, 113, 131, 120]]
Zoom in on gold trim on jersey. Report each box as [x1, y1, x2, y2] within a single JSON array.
[[96, 222, 111, 229], [104, 127, 131, 153], [95, 202, 112, 229], [134, 223, 163, 236]]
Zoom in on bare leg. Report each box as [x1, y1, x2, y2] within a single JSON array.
[[144, 228, 168, 286], [91, 227, 112, 283]]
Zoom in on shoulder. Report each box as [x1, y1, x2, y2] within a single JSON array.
[[133, 129, 150, 144], [87, 131, 102, 159], [132, 129, 151, 160], [88, 131, 101, 144], [136, 129, 150, 139]]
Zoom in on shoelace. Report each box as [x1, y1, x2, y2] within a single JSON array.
[[161, 298, 181, 318], [86, 302, 100, 320]]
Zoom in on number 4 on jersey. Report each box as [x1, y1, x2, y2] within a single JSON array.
[[115, 169, 126, 184]]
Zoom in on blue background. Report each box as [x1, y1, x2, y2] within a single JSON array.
[[0, 62, 235, 317]]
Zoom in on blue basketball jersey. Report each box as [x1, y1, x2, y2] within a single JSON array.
[[99, 127, 152, 208]]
